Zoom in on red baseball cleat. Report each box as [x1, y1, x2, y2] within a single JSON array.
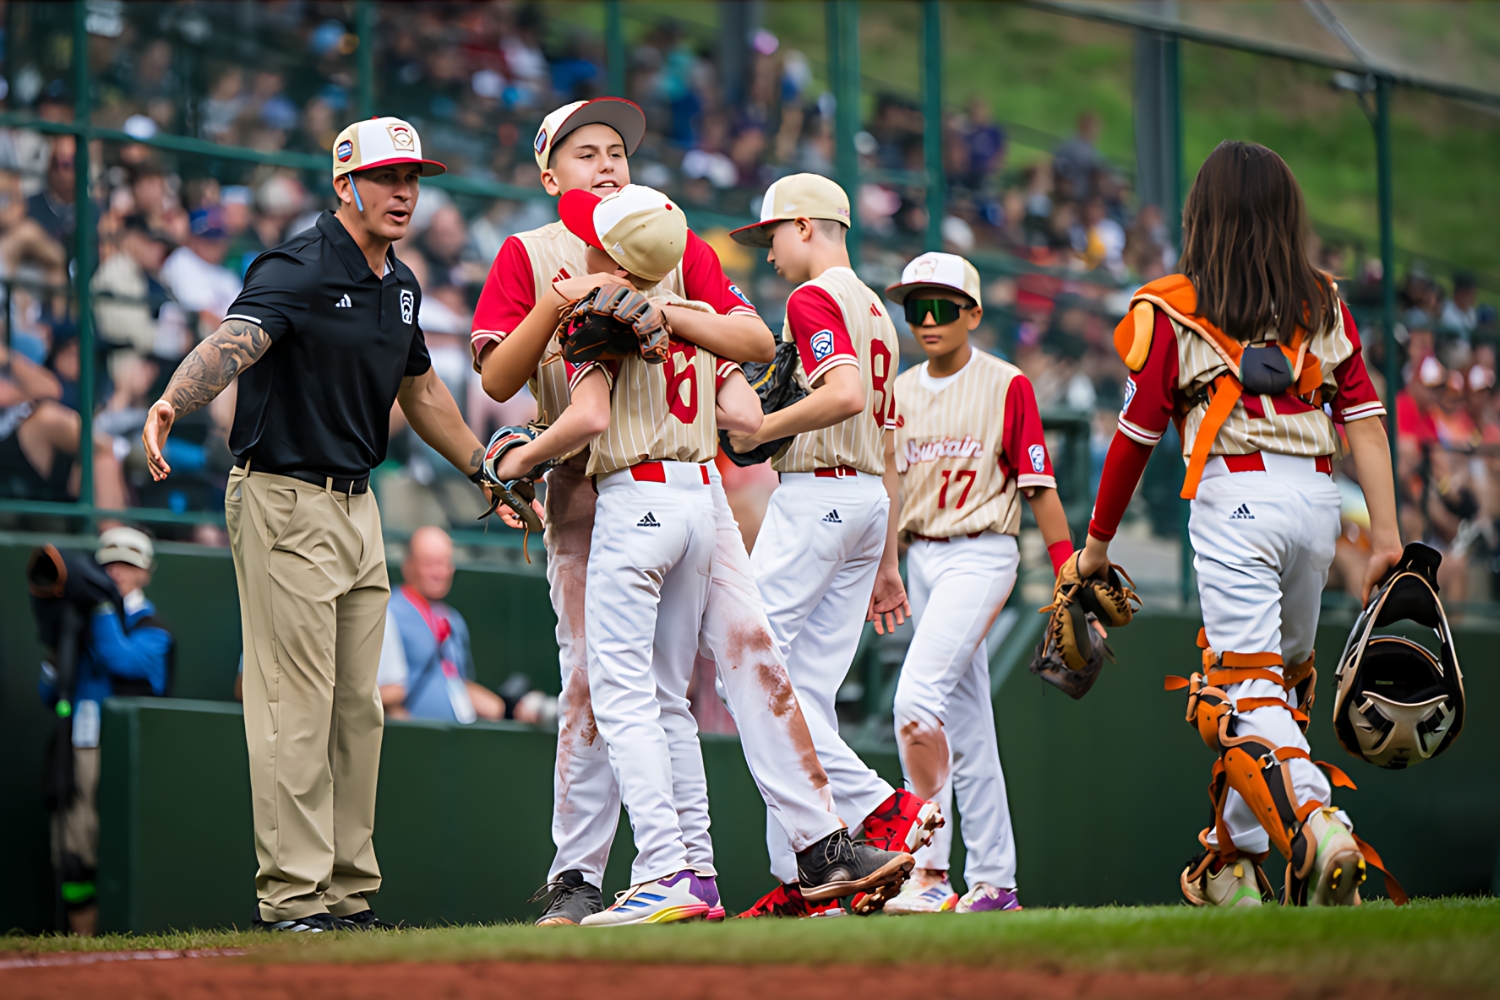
[[735, 882, 846, 919], [861, 789, 944, 853]]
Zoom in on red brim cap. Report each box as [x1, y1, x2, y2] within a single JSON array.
[[558, 188, 604, 250], [354, 156, 448, 177]]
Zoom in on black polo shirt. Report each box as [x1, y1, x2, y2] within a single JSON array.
[[225, 212, 431, 478]]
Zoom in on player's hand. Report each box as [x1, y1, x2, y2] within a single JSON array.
[[867, 562, 911, 636], [551, 271, 632, 305], [493, 444, 535, 483], [497, 498, 545, 531], [142, 399, 176, 481], [727, 428, 762, 453], [1360, 541, 1404, 606], [1076, 535, 1110, 579]]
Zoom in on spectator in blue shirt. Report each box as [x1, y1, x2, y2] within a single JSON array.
[[37, 526, 173, 935]]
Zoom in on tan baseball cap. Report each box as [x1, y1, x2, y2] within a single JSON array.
[[332, 116, 446, 178], [730, 173, 850, 248], [533, 98, 647, 171], [559, 184, 687, 284], [96, 526, 154, 570], [886, 252, 983, 307]]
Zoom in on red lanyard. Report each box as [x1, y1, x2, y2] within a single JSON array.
[[401, 585, 452, 646]]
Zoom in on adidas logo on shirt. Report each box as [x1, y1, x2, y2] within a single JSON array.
[[822, 509, 842, 524], [1229, 504, 1254, 520], [637, 512, 661, 528], [334, 293, 352, 308]]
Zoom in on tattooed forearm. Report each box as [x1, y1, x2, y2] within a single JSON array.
[[161, 319, 270, 419]]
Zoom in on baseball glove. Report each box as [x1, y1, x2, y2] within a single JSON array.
[[719, 339, 808, 467], [477, 424, 553, 534], [556, 285, 670, 366], [1027, 554, 1139, 699]]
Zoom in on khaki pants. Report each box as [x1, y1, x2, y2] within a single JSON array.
[[226, 465, 389, 921]]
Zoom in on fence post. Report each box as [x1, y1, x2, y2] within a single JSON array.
[[606, 0, 626, 98], [922, 0, 944, 253], [827, 0, 861, 264], [1375, 75, 1399, 476], [72, 0, 94, 521], [356, 0, 375, 118]]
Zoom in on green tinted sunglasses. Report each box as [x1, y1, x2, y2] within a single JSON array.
[[904, 298, 965, 327]]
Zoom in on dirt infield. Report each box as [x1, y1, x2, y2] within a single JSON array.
[[0, 955, 1460, 1000]]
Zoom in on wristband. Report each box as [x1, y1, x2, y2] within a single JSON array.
[[1047, 539, 1075, 576], [468, 467, 486, 485]]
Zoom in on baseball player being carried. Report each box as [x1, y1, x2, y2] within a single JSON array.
[[473, 100, 914, 926], [726, 175, 944, 918], [489, 183, 915, 924], [879, 252, 1075, 915], [1084, 141, 1403, 907]]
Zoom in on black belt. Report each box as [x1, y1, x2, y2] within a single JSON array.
[[234, 456, 370, 495]]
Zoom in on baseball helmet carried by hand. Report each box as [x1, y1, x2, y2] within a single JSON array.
[[1332, 542, 1464, 770]]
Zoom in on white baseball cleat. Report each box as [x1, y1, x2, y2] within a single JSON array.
[[580, 869, 717, 926], [1301, 808, 1366, 907], [1181, 853, 1266, 908], [883, 874, 958, 915]]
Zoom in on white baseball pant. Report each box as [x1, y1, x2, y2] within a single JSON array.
[[753, 471, 896, 885], [894, 532, 1020, 889], [586, 461, 719, 884], [1190, 454, 1348, 854]]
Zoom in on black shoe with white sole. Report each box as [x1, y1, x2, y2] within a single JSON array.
[[251, 911, 355, 932], [795, 829, 914, 904], [531, 868, 605, 926], [342, 909, 398, 930]]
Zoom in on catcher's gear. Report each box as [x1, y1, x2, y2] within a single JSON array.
[[556, 285, 670, 366], [719, 339, 807, 467], [478, 425, 553, 538], [1180, 843, 1272, 908], [1333, 542, 1463, 770]]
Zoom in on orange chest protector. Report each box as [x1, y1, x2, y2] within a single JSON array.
[[1112, 274, 1324, 499]]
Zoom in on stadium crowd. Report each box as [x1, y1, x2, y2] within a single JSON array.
[[0, 1, 1494, 601]]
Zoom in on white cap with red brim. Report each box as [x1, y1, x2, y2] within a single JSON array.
[[559, 185, 687, 285], [332, 116, 446, 178], [534, 98, 647, 171]]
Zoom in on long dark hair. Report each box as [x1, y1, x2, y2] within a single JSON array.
[[1179, 140, 1334, 343]]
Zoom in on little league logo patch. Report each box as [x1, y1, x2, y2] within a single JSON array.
[[1122, 376, 1138, 411], [387, 123, 416, 151], [400, 289, 415, 325], [1028, 443, 1046, 473], [534, 128, 549, 155], [728, 283, 754, 308], [336, 140, 353, 163], [810, 329, 835, 361]]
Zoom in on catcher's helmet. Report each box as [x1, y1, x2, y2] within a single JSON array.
[[1332, 542, 1464, 770]]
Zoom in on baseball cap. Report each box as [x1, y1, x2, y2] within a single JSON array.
[[533, 98, 647, 171], [189, 207, 227, 240], [331, 116, 447, 179], [886, 251, 983, 307], [558, 184, 687, 284], [96, 527, 154, 571], [730, 173, 850, 248]]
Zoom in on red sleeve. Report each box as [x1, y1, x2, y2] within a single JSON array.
[[714, 358, 742, 390], [785, 285, 857, 384], [1087, 432, 1155, 542], [681, 230, 759, 317], [469, 236, 536, 369], [999, 376, 1056, 490], [564, 357, 619, 393], [1115, 309, 1179, 446], [1330, 301, 1386, 423]]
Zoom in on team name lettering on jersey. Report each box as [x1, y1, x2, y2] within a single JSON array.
[[904, 436, 986, 465]]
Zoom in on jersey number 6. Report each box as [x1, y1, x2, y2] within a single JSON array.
[[666, 341, 699, 424], [938, 468, 976, 509]]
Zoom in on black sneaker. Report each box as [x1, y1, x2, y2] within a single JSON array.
[[342, 908, 399, 930], [251, 911, 354, 932], [529, 869, 604, 926], [795, 828, 914, 905]]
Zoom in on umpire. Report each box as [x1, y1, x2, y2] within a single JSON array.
[[141, 117, 490, 932]]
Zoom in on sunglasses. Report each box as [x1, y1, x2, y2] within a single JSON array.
[[904, 298, 966, 327]]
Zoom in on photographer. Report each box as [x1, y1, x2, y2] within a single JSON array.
[[37, 527, 173, 935]]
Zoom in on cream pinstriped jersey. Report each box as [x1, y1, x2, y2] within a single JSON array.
[[894, 352, 1053, 538], [774, 267, 899, 475], [575, 295, 729, 477], [1166, 305, 1368, 460]]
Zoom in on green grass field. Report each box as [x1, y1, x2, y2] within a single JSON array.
[[6, 899, 1499, 993]]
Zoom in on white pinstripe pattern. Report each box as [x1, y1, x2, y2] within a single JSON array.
[[894, 351, 1045, 538], [774, 267, 900, 476]]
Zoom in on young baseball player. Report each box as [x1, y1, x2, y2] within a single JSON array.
[[473, 101, 885, 925], [492, 184, 916, 924], [878, 252, 1075, 915], [1083, 140, 1402, 907], [727, 175, 944, 917]]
